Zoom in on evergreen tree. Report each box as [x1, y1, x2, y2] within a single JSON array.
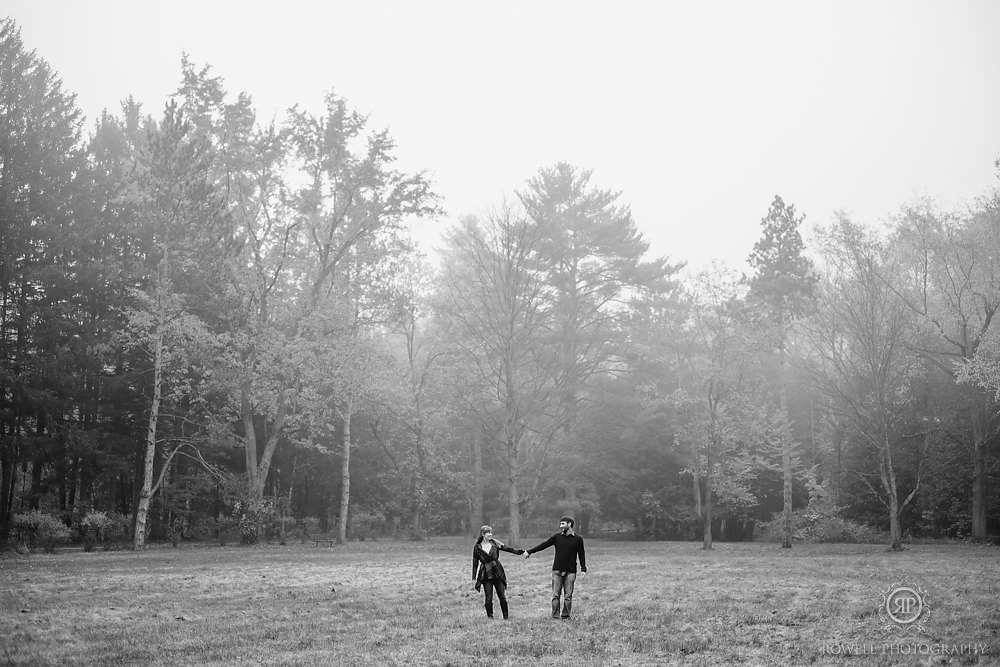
[[747, 195, 817, 548], [518, 163, 681, 518], [0, 19, 87, 539]]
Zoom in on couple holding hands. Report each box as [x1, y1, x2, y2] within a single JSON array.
[[471, 515, 587, 620]]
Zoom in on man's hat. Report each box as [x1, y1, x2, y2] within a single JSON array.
[[560, 515, 575, 527]]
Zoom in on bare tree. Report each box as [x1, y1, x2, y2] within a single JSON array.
[[889, 199, 1000, 541], [437, 208, 558, 544], [673, 269, 769, 550], [808, 218, 926, 550]]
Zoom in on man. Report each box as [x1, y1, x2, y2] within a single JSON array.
[[523, 515, 587, 619]]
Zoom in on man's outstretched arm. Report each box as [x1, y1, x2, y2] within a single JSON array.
[[524, 535, 555, 556]]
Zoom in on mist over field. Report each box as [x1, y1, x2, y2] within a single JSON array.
[[2, 6, 1000, 663]]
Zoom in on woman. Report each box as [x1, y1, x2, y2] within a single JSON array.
[[471, 525, 524, 619]]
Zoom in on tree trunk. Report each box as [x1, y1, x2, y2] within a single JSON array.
[[506, 418, 522, 545], [337, 398, 353, 544], [879, 431, 904, 551], [970, 398, 988, 540], [0, 447, 15, 543], [834, 429, 843, 505], [57, 437, 68, 512], [241, 385, 260, 499], [72, 458, 82, 517], [411, 429, 427, 537], [702, 471, 713, 551], [884, 432, 902, 550], [779, 335, 793, 549], [888, 496, 903, 551], [241, 386, 291, 503], [285, 457, 296, 541], [469, 427, 484, 531], [691, 465, 701, 520], [28, 456, 41, 510], [508, 447, 521, 545], [565, 484, 579, 522], [133, 323, 164, 551], [781, 440, 793, 548]]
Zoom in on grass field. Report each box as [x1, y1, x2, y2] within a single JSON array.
[[2, 538, 998, 666]]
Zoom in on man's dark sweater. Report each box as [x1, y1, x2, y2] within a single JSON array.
[[526, 532, 587, 573]]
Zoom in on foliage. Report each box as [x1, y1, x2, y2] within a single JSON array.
[[0, 20, 997, 549], [0, 17, 92, 542], [231, 499, 278, 545], [194, 515, 239, 546], [348, 505, 387, 541], [12, 511, 72, 553], [807, 218, 926, 550], [104, 513, 133, 547], [888, 195, 1000, 540], [756, 483, 883, 544], [746, 194, 817, 322], [80, 511, 108, 552], [746, 194, 818, 548], [516, 162, 682, 529], [435, 207, 559, 543], [76, 511, 132, 551]]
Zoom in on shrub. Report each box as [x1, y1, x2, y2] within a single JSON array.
[[755, 483, 883, 544], [102, 513, 132, 548], [191, 515, 236, 546], [77, 511, 131, 551], [13, 511, 72, 553], [232, 499, 277, 545], [167, 515, 187, 548], [349, 506, 386, 541], [80, 511, 110, 552], [286, 524, 309, 544]]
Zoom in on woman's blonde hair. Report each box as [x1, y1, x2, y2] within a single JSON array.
[[476, 525, 493, 544]]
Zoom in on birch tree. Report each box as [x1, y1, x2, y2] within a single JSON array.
[[124, 101, 228, 548]]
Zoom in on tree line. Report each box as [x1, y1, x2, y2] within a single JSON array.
[[1, 19, 997, 552]]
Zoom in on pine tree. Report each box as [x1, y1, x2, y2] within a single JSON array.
[[747, 195, 817, 548], [0, 19, 87, 538], [518, 163, 680, 523]]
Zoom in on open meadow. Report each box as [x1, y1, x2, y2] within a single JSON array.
[[1, 538, 998, 666]]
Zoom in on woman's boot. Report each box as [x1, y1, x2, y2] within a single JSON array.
[[498, 597, 509, 619], [484, 602, 494, 618]]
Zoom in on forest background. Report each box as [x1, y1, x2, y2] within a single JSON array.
[[1, 16, 999, 556]]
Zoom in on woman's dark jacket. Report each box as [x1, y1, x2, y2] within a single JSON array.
[[472, 540, 524, 587]]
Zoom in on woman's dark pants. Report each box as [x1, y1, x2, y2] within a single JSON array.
[[483, 580, 508, 618]]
